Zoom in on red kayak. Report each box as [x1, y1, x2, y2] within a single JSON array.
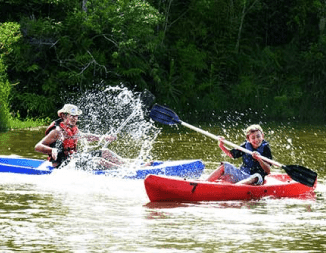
[[144, 173, 317, 202]]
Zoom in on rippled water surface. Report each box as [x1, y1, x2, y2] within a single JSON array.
[[0, 123, 325, 252]]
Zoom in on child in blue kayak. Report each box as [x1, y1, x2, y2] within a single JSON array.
[[35, 104, 121, 169], [206, 124, 272, 185]]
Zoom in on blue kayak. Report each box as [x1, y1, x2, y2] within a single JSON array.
[[0, 157, 204, 179]]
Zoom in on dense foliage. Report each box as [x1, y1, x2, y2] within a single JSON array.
[[0, 22, 21, 129], [0, 0, 325, 126]]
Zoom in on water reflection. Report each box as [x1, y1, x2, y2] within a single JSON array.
[[0, 129, 44, 159]]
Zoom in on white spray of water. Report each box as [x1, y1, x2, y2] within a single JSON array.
[[63, 86, 160, 175]]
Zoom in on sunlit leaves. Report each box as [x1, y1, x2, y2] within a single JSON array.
[[0, 22, 22, 56], [0, 22, 21, 130]]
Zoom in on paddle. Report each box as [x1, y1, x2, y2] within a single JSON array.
[[100, 90, 155, 166], [149, 104, 317, 187]]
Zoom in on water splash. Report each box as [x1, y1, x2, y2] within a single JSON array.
[[63, 86, 160, 174]]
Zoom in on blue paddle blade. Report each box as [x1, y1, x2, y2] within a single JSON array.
[[282, 165, 317, 187], [150, 104, 181, 125]]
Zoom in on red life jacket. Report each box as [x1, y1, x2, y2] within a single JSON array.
[[59, 122, 79, 153], [45, 119, 79, 163]]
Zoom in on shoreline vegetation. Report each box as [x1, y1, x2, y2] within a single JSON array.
[[3, 111, 324, 133], [6, 117, 50, 130], [1, 1, 326, 128]]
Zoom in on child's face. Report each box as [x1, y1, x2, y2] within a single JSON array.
[[247, 130, 264, 149], [63, 114, 79, 127]]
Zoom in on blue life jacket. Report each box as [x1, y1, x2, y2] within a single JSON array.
[[240, 140, 269, 176]]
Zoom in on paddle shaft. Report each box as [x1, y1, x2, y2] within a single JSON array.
[[180, 121, 283, 168], [103, 90, 155, 148], [103, 107, 140, 149]]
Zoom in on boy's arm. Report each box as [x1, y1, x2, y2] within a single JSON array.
[[252, 151, 271, 174], [218, 137, 234, 158]]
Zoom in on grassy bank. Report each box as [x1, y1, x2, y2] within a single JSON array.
[[8, 117, 51, 130]]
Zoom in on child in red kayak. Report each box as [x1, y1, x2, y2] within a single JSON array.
[[206, 124, 272, 185]]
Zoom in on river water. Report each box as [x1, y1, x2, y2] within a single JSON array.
[[0, 122, 325, 252]]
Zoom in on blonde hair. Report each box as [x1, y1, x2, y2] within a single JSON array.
[[244, 124, 263, 138]]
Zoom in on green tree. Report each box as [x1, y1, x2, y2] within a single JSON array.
[[0, 22, 22, 130], [2, 0, 163, 118], [0, 0, 326, 122]]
